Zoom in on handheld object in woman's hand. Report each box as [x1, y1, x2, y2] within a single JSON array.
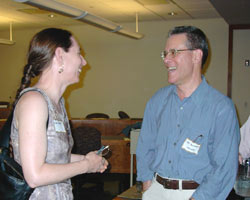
[[97, 145, 110, 156]]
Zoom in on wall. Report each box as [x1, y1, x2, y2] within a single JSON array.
[[0, 18, 229, 118], [232, 29, 250, 125]]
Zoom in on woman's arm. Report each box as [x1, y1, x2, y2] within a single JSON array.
[[71, 154, 85, 162], [16, 92, 107, 188]]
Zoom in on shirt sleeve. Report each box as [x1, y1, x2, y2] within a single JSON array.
[[192, 100, 240, 200], [239, 115, 250, 159], [136, 100, 156, 182]]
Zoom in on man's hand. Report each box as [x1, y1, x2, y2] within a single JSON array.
[[143, 180, 152, 191], [239, 153, 243, 164]]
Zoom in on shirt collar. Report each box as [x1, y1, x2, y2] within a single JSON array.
[[172, 76, 208, 106], [188, 76, 208, 106]]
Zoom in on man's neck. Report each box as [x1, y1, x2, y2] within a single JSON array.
[[177, 76, 202, 101]]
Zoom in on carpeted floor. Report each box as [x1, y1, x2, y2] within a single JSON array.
[[72, 173, 131, 200], [72, 173, 245, 200]]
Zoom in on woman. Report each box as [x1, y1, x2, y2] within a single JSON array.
[[239, 115, 250, 164], [10, 28, 108, 199]]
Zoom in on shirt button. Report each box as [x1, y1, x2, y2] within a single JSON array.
[[174, 142, 176, 146], [180, 106, 183, 110], [168, 160, 171, 164], [177, 124, 180, 128]]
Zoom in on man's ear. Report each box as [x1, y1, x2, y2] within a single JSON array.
[[192, 49, 203, 65]]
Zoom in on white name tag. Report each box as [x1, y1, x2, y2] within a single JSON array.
[[54, 120, 66, 133], [181, 138, 200, 155]]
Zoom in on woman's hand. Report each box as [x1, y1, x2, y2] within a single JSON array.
[[84, 151, 108, 173]]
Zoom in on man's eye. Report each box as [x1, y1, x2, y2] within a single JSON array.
[[170, 50, 175, 56]]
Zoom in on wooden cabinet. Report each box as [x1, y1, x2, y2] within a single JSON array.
[[0, 119, 7, 130], [0, 108, 11, 119], [70, 119, 142, 174], [102, 136, 136, 174], [0, 108, 11, 130]]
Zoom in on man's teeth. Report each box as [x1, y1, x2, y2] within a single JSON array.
[[168, 66, 177, 70]]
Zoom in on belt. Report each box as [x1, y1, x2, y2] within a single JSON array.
[[156, 174, 199, 190]]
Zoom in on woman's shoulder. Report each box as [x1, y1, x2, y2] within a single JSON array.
[[17, 89, 48, 112]]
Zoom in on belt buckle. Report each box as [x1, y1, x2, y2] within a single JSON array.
[[163, 179, 171, 189]]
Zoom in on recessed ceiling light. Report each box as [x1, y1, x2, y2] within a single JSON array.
[[168, 12, 177, 16], [48, 14, 56, 18]]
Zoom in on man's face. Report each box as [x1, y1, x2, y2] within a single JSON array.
[[163, 33, 196, 86]]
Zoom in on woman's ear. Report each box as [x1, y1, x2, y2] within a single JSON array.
[[54, 47, 64, 65], [53, 47, 65, 74]]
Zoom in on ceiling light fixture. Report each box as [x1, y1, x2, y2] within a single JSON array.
[[14, 0, 144, 39], [48, 14, 55, 18], [168, 12, 177, 16], [0, 22, 15, 45]]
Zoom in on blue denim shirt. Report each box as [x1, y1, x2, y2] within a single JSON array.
[[136, 77, 240, 199]]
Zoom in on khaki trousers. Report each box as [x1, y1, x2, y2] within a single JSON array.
[[142, 176, 195, 200]]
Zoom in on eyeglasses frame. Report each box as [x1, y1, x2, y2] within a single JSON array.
[[161, 48, 197, 60]]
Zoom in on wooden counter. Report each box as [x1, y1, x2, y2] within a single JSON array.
[[70, 118, 142, 136]]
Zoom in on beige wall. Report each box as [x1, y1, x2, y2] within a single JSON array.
[[0, 18, 229, 119], [232, 29, 250, 125]]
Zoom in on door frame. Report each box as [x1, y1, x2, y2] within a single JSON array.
[[227, 24, 250, 97]]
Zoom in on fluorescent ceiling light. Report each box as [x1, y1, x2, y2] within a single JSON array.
[[0, 22, 15, 45], [14, 0, 144, 39], [0, 38, 15, 45]]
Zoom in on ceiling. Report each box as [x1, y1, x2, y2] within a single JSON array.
[[0, 0, 249, 32], [0, 0, 221, 31], [210, 0, 250, 25]]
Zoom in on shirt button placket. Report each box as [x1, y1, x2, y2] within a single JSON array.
[[177, 106, 183, 128]]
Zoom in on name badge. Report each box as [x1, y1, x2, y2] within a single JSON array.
[[181, 138, 200, 155], [54, 120, 66, 133]]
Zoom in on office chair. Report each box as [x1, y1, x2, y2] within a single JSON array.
[[85, 113, 110, 119], [71, 126, 104, 199], [118, 111, 130, 119]]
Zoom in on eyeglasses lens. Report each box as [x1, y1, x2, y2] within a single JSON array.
[[161, 49, 178, 60]]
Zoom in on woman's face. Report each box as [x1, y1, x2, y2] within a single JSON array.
[[62, 36, 87, 85]]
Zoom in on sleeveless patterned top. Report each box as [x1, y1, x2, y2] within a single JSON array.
[[11, 87, 74, 200]]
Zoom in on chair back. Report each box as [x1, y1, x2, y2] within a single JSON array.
[[72, 126, 101, 155], [85, 113, 110, 119]]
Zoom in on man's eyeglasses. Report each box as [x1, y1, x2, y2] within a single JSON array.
[[161, 48, 196, 60]]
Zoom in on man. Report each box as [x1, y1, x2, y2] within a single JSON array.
[[136, 26, 240, 200]]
